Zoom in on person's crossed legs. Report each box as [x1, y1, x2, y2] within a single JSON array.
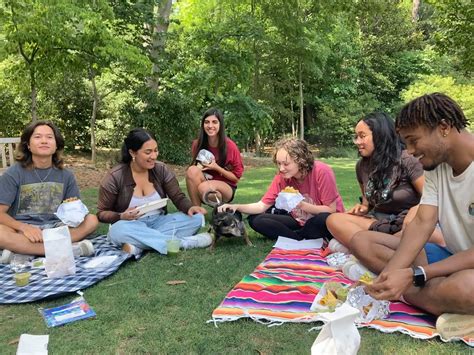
[[326, 212, 375, 247], [350, 230, 474, 316], [0, 214, 98, 256], [186, 165, 234, 206]]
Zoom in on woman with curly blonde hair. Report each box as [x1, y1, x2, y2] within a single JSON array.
[[220, 138, 344, 240]]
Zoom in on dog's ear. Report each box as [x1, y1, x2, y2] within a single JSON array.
[[233, 210, 243, 221]]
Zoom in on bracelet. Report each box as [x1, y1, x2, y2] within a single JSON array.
[[418, 265, 427, 282]]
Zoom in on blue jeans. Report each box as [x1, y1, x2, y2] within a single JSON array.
[[108, 212, 204, 254]]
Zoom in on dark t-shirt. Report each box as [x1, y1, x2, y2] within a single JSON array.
[[356, 151, 423, 214], [0, 164, 80, 225]]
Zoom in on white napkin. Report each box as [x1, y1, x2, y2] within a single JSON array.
[[273, 236, 323, 250], [275, 192, 304, 212], [55, 199, 89, 227], [17, 334, 49, 355]]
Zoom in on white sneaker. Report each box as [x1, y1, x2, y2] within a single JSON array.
[[181, 232, 213, 250], [436, 313, 474, 340], [0, 249, 14, 264], [73, 239, 95, 257], [328, 239, 349, 254], [342, 259, 376, 281], [121, 243, 142, 256]]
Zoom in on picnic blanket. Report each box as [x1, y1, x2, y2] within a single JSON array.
[[0, 235, 132, 304], [211, 248, 474, 347]]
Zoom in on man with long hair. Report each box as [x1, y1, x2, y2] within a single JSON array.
[[0, 121, 98, 262]]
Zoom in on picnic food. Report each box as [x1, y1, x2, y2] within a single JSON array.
[[319, 289, 338, 308], [281, 186, 299, 193], [335, 287, 349, 302], [359, 271, 374, 285], [318, 281, 350, 308]]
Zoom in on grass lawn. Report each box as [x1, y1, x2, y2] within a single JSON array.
[[0, 159, 468, 354]]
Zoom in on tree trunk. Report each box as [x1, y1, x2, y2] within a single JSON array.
[[298, 60, 304, 140], [290, 98, 296, 137], [148, 0, 173, 89], [412, 0, 420, 22], [89, 68, 98, 166], [30, 66, 37, 122]]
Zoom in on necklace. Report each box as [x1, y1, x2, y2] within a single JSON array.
[[34, 167, 53, 183]]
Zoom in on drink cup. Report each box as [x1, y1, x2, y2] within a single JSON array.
[[14, 272, 31, 287], [167, 239, 180, 256]]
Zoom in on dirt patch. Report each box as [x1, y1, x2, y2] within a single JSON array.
[[65, 155, 272, 190]]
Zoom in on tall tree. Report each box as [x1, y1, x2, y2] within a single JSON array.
[[60, 1, 148, 163], [1, 0, 73, 120]]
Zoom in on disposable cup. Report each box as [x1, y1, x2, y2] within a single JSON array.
[[167, 239, 180, 256], [14, 272, 31, 287]]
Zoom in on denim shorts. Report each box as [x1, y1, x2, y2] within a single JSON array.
[[424, 243, 452, 264]]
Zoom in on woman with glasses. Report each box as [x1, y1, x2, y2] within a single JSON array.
[[325, 112, 427, 250]]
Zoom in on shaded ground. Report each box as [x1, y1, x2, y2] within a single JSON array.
[[66, 155, 272, 189]]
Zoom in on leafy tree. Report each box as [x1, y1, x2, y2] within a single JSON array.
[[0, 0, 75, 120], [427, 0, 473, 74], [401, 74, 474, 130]]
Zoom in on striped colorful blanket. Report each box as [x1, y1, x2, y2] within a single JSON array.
[[211, 248, 474, 347]]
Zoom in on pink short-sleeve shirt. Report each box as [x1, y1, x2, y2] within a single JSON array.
[[261, 161, 344, 212]]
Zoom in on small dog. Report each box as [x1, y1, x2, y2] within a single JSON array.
[[209, 206, 253, 250], [203, 190, 252, 249]]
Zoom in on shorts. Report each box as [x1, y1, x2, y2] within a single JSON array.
[[424, 243, 452, 264], [39, 221, 65, 230], [228, 185, 237, 203]]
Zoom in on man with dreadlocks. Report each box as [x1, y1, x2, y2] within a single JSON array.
[[351, 93, 474, 340]]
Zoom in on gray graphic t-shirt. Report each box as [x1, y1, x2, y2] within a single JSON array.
[[0, 164, 80, 225]]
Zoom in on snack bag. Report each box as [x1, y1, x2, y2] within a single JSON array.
[[43, 226, 76, 278], [311, 303, 361, 355], [290, 195, 315, 225], [346, 286, 390, 322], [196, 149, 215, 166], [55, 198, 89, 227], [275, 187, 304, 212]]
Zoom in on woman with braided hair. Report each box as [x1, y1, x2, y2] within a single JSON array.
[[326, 112, 428, 250]]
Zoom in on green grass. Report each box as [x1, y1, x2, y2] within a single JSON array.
[[0, 159, 468, 354]]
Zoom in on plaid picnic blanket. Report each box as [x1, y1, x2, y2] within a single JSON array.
[[211, 248, 474, 347], [0, 235, 132, 304]]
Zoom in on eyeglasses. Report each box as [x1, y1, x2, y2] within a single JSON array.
[[352, 133, 372, 144]]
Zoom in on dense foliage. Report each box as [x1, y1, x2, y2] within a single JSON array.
[[0, 0, 472, 163]]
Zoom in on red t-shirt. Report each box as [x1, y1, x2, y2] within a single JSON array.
[[262, 161, 345, 212], [191, 137, 244, 187]]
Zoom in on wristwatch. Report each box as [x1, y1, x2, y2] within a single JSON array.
[[412, 266, 426, 287]]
